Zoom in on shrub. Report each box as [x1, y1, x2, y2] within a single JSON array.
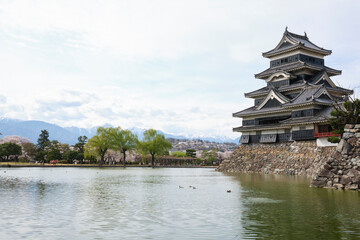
[[171, 151, 187, 157], [186, 149, 196, 158], [60, 160, 68, 164], [327, 136, 340, 143]]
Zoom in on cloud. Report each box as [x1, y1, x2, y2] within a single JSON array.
[[0, 0, 359, 139], [0, 95, 7, 104]]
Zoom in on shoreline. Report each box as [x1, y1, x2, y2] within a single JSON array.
[[0, 163, 216, 169]]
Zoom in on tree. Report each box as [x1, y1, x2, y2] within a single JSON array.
[[186, 149, 196, 158], [84, 127, 112, 165], [74, 136, 87, 154], [329, 97, 360, 134], [201, 148, 218, 165], [63, 150, 78, 163], [110, 127, 138, 167], [36, 129, 51, 163], [171, 151, 187, 157], [73, 136, 88, 163], [0, 142, 22, 161], [138, 129, 172, 167], [46, 140, 62, 162], [37, 129, 50, 150], [23, 142, 37, 162]]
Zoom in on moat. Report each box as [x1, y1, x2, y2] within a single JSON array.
[[0, 167, 359, 239]]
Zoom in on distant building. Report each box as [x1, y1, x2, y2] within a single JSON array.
[[233, 28, 353, 145]]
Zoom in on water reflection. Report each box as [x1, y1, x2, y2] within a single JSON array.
[[230, 173, 360, 240], [0, 168, 359, 239]]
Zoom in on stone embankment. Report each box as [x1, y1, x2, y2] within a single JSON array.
[[311, 124, 360, 190], [217, 141, 335, 176]]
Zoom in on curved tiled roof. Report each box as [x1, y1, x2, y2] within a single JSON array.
[[255, 61, 341, 79], [262, 28, 332, 58]]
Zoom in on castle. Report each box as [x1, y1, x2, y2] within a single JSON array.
[[233, 28, 353, 145]]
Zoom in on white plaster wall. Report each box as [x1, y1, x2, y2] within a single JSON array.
[[316, 137, 338, 147], [305, 124, 314, 130], [262, 130, 278, 134]]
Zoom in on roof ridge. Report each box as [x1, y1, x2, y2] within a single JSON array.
[[286, 30, 308, 41]]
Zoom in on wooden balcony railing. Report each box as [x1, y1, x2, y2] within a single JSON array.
[[314, 132, 340, 138]]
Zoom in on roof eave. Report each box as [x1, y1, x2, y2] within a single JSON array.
[[262, 45, 332, 58], [233, 108, 291, 118]]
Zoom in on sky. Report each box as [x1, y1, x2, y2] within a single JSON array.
[[0, 0, 360, 139]]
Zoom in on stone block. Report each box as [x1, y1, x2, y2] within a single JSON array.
[[345, 124, 355, 129], [355, 133, 360, 138], [318, 169, 334, 177], [355, 124, 360, 129], [346, 184, 359, 190], [346, 169, 360, 178], [323, 164, 332, 170], [336, 139, 352, 154], [326, 158, 334, 164], [333, 183, 344, 189], [310, 179, 327, 188], [348, 137, 358, 146], [352, 175, 360, 184], [333, 151, 342, 161], [326, 180, 333, 188], [340, 175, 352, 185], [343, 132, 355, 140]]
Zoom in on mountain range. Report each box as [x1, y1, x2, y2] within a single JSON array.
[[0, 118, 239, 145]]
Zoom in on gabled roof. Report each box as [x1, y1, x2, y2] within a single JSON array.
[[256, 88, 290, 110], [262, 28, 332, 58], [283, 84, 335, 108], [245, 81, 306, 98], [255, 61, 341, 79], [266, 70, 296, 82], [310, 71, 336, 88]]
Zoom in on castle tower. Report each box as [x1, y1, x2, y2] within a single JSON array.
[[233, 28, 353, 144]]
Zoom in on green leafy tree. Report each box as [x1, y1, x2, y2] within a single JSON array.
[[46, 140, 62, 162], [138, 129, 172, 167], [23, 142, 37, 162], [0, 142, 22, 161], [74, 136, 88, 152], [110, 127, 138, 167], [201, 148, 218, 165], [329, 97, 360, 134], [186, 149, 196, 158], [84, 127, 112, 165], [171, 151, 187, 157], [63, 150, 78, 163], [74, 136, 87, 164]]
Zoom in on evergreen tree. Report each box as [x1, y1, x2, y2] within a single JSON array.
[[329, 97, 360, 134]]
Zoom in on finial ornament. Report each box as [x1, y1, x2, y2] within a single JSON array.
[[285, 26, 288, 32], [304, 31, 307, 38]]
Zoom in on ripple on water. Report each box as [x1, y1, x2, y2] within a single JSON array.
[[0, 168, 359, 240]]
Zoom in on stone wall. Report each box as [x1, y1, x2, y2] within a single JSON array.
[[217, 141, 335, 176], [311, 124, 360, 190]]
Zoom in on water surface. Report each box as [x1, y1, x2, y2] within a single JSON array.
[[0, 167, 359, 239]]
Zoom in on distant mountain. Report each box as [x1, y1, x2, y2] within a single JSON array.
[[0, 118, 239, 145]]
